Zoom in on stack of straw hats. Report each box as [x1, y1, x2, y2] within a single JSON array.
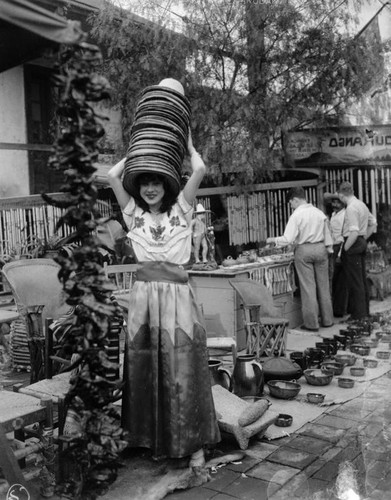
[[123, 78, 191, 198]]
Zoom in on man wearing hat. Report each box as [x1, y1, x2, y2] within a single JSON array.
[[324, 192, 348, 317], [191, 203, 209, 264], [336, 181, 377, 320]]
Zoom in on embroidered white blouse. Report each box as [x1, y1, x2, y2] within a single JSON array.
[[122, 191, 194, 264]]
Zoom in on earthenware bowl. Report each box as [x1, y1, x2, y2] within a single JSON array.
[[362, 339, 379, 349], [306, 393, 325, 404], [334, 335, 348, 350], [275, 414, 293, 427], [340, 329, 359, 340], [350, 344, 371, 356], [315, 342, 332, 356], [321, 361, 344, 376], [338, 377, 355, 388], [363, 358, 378, 368], [376, 351, 391, 360], [267, 380, 301, 400], [379, 334, 391, 343], [323, 338, 339, 355], [289, 351, 307, 371], [304, 348, 326, 369], [334, 354, 356, 366], [350, 366, 366, 377], [303, 369, 333, 386]]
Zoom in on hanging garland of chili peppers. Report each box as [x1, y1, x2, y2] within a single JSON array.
[[44, 42, 128, 499]]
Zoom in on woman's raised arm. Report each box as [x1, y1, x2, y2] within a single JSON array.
[[182, 132, 206, 206], [107, 158, 131, 210]]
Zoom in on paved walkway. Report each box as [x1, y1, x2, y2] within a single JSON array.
[[105, 297, 391, 500], [2, 298, 391, 500]]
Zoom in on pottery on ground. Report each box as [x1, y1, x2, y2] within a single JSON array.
[[321, 361, 344, 376], [338, 377, 355, 388], [350, 366, 366, 377], [232, 354, 264, 397], [363, 358, 378, 368], [334, 354, 356, 366], [376, 351, 391, 360], [303, 369, 333, 386], [275, 414, 293, 427], [306, 393, 325, 404], [208, 359, 232, 391], [350, 344, 371, 356], [267, 380, 301, 400]]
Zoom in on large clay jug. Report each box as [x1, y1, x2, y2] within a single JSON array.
[[208, 359, 232, 391], [232, 354, 264, 397]]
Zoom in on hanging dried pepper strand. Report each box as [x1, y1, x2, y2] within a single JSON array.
[[47, 42, 128, 500]]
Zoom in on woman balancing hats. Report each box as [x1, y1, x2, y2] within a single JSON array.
[[107, 78, 220, 480]]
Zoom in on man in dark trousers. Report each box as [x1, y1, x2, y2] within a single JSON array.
[[324, 193, 348, 317], [336, 182, 377, 320]]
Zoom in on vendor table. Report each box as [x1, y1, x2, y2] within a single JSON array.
[[188, 257, 302, 351]]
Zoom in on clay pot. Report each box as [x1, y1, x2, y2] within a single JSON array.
[[262, 356, 302, 382], [232, 354, 264, 397], [323, 338, 339, 355], [289, 351, 307, 371], [315, 342, 333, 356], [208, 359, 232, 391], [334, 335, 348, 350], [222, 256, 236, 267], [304, 348, 326, 369]]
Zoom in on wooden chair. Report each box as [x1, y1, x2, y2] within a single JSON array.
[[198, 303, 237, 366], [103, 262, 138, 291], [206, 336, 237, 367], [229, 278, 289, 359], [0, 390, 54, 494]]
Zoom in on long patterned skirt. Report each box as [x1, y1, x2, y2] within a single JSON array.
[[121, 261, 220, 459]]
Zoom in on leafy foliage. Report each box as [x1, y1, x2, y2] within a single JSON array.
[[90, 0, 385, 183], [47, 42, 128, 499]]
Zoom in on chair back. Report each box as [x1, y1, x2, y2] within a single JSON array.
[[104, 262, 139, 291], [229, 278, 279, 317], [2, 258, 71, 322]]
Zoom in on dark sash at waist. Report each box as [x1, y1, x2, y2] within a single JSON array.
[[136, 261, 189, 284], [297, 241, 324, 245]]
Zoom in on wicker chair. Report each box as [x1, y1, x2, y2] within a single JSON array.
[[2, 259, 72, 382]]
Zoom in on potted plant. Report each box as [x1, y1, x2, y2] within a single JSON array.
[[35, 234, 75, 259]]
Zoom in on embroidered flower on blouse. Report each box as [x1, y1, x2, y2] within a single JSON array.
[[134, 216, 145, 228], [150, 225, 165, 241], [169, 215, 180, 227]]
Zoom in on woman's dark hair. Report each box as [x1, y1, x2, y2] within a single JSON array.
[[133, 173, 177, 214]]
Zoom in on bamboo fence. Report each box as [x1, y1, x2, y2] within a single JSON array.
[[0, 194, 112, 260]]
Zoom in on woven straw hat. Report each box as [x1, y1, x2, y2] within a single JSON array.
[[195, 203, 206, 213], [123, 80, 191, 199], [323, 192, 341, 202]]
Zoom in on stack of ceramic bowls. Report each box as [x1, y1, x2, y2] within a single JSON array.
[[123, 80, 191, 198]]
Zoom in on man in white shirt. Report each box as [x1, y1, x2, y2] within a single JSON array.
[[337, 181, 377, 320], [267, 187, 334, 332], [324, 193, 348, 317]]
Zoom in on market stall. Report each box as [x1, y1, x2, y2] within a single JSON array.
[[189, 252, 302, 350]]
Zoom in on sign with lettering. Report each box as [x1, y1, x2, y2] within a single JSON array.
[[284, 126, 391, 166]]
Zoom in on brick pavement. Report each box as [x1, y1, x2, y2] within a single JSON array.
[[162, 370, 391, 500], [3, 299, 391, 500], [164, 301, 391, 500]]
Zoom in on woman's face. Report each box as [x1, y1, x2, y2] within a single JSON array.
[[139, 176, 165, 211]]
